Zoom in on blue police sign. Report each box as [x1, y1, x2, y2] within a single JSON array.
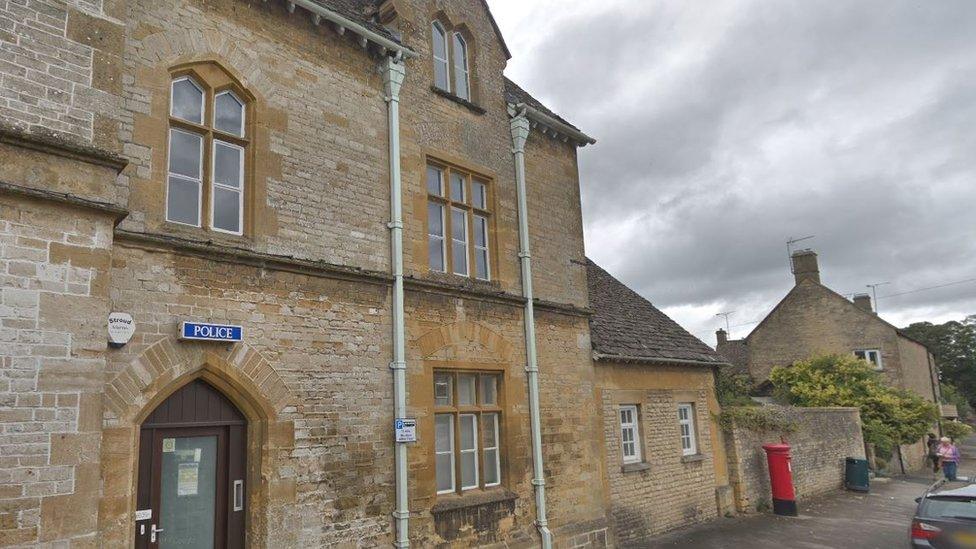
[[179, 322, 243, 342]]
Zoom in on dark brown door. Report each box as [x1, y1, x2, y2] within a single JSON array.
[[136, 380, 246, 548]]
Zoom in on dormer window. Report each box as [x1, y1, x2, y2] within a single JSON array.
[[432, 21, 450, 92], [452, 33, 470, 100]]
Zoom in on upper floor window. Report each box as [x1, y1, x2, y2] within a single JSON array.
[[854, 349, 882, 370], [426, 162, 491, 280], [430, 21, 472, 101], [431, 21, 450, 92], [452, 33, 470, 100], [677, 403, 698, 456], [167, 74, 248, 235], [434, 371, 502, 494]]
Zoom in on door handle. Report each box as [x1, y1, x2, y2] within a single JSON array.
[[150, 524, 164, 543]]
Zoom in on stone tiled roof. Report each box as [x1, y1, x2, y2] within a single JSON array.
[[586, 258, 727, 365], [313, 0, 399, 42], [504, 77, 580, 131]]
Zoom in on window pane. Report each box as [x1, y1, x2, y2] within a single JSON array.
[[473, 181, 487, 209], [457, 374, 475, 406], [213, 141, 242, 188], [453, 34, 469, 100], [460, 451, 477, 489], [480, 375, 497, 405], [484, 413, 498, 447], [436, 454, 453, 492], [215, 92, 244, 137], [428, 202, 444, 236], [451, 208, 466, 240], [435, 414, 453, 452], [452, 241, 467, 275], [169, 130, 202, 179], [484, 448, 499, 485], [450, 173, 465, 202], [171, 78, 203, 124], [474, 216, 487, 247], [429, 238, 445, 272], [166, 176, 200, 225], [213, 187, 241, 233], [427, 166, 443, 196], [434, 373, 452, 406], [460, 414, 476, 449]]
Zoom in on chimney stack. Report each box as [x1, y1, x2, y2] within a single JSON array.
[[852, 293, 874, 313], [716, 329, 728, 346], [791, 250, 820, 285]]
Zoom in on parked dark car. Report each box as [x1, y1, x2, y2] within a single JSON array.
[[912, 479, 976, 548]]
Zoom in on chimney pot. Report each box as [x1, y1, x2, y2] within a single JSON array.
[[853, 293, 874, 314], [791, 250, 821, 285]]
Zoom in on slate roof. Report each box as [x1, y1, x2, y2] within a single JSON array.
[[504, 78, 581, 131], [586, 258, 727, 365]]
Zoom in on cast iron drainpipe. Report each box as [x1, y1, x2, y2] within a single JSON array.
[[509, 106, 554, 549], [383, 56, 410, 549]]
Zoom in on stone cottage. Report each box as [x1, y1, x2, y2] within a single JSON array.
[[715, 249, 942, 469], [0, 0, 731, 546]]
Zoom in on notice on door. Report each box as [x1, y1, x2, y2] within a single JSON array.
[[178, 462, 199, 496]]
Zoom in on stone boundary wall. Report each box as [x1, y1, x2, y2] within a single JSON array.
[[724, 406, 865, 513]]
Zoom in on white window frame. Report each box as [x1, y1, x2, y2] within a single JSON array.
[[214, 90, 246, 138], [459, 413, 479, 491], [854, 349, 883, 370], [210, 140, 245, 235], [170, 76, 204, 124], [483, 412, 501, 487], [431, 21, 450, 92], [435, 414, 456, 495], [473, 214, 490, 281], [165, 127, 204, 228], [619, 405, 641, 464], [678, 403, 698, 456], [450, 206, 469, 276], [452, 32, 470, 100]]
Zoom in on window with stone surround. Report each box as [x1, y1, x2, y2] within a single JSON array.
[[434, 371, 502, 494], [430, 19, 475, 103], [431, 21, 450, 92], [618, 405, 642, 464], [167, 71, 249, 235], [677, 403, 698, 456], [426, 162, 492, 280]]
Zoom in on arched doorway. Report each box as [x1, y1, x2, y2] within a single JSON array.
[[135, 379, 247, 548]]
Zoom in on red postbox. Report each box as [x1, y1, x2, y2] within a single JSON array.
[[762, 442, 798, 516]]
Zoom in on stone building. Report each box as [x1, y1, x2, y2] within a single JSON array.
[[586, 260, 731, 545], [715, 250, 942, 469], [0, 0, 735, 547]]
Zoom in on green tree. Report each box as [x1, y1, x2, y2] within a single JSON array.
[[939, 382, 973, 422], [770, 354, 940, 457], [902, 315, 976, 410]]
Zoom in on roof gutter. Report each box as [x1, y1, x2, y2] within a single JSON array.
[[592, 352, 730, 368], [510, 102, 596, 146], [288, 0, 419, 59]]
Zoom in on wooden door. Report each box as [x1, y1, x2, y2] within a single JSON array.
[[135, 380, 246, 548]]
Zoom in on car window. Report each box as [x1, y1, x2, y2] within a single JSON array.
[[921, 497, 976, 520]]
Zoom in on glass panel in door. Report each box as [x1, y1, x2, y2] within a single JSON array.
[[159, 435, 218, 548]]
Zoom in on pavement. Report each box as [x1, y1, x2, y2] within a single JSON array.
[[649, 435, 976, 548]]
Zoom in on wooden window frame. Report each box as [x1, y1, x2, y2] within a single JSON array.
[[425, 161, 493, 281], [433, 370, 503, 496], [167, 71, 251, 236], [677, 403, 698, 456], [854, 349, 883, 371], [619, 404, 642, 464]]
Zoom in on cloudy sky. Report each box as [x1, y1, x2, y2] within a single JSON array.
[[487, 0, 976, 345]]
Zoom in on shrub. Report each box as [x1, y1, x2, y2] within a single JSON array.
[[942, 421, 974, 441]]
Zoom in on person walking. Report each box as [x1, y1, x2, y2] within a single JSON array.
[[927, 433, 941, 474], [937, 436, 961, 481]]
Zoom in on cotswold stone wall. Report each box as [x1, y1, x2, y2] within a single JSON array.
[[724, 406, 865, 513]]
